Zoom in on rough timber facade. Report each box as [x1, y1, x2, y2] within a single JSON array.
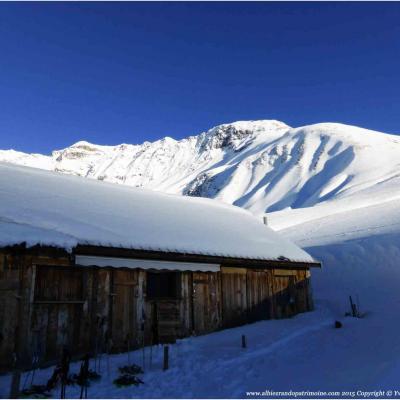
[[0, 244, 319, 371]]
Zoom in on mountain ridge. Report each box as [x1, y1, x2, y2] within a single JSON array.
[[1, 120, 399, 220]]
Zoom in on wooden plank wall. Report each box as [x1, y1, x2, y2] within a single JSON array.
[[0, 251, 313, 372], [0, 253, 74, 372], [0, 252, 20, 370], [246, 269, 274, 323], [220, 267, 248, 327], [192, 271, 222, 334], [30, 265, 110, 362], [272, 269, 312, 319], [221, 266, 312, 326], [179, 271, 193, 337]]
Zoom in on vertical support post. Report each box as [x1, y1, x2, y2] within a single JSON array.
[[163, 345, 169, 371], [149, 329, 154, 369], [108, 269, 114, 345], [142, 337, 145, 371], [10, 256, 24, 398], [349, 296, 358, 317], [141, 306, 146, 371], [190, 272, 195, 335], [305, 269, 314, 311], [9, 369, 21, 399], [126, 334, 131, 365], [28, 265, 37, 351], [242, 335, 247, 349]]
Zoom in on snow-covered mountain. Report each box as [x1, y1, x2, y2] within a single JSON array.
[[1, 120, 400, 218]]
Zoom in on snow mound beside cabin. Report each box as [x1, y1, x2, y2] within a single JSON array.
[[0, 162, 313, 263]]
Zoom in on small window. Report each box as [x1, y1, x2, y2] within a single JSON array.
[[146, 271, 180, 299]]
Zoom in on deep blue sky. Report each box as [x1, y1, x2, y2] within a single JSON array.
[[1, 2, 399, 154]]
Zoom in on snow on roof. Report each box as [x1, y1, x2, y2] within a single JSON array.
[[0, 162, 314, 263]]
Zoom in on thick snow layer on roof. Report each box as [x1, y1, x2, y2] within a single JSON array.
[[0, 162, 314, 262]]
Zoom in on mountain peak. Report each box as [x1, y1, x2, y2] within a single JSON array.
[[208, 119, 290, 135], [199, 119, 290, 152], [70, 140, 98, 149]]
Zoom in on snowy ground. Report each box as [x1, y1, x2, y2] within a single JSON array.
[[0, 300, 398, 399], [0, 306, 348, 398]]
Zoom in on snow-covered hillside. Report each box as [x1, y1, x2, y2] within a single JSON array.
[[2, 120, 399, 218]]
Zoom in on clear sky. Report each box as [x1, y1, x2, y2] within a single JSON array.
[[0, 2, 399, 154]]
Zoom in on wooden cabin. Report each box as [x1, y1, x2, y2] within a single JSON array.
[[0, 162, 320, 371]]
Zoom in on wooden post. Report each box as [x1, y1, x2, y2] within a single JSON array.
[[163, 346, 169, 371], [27, 265, 37, 357], [242, 335, 247, 349], [142, 337, 145, 371], [349, 296, 358, 317], [126, 334, 131, 364], [10, 258, 24, 399], [149, 330, 153, 369], [9, 370, 21, 399]]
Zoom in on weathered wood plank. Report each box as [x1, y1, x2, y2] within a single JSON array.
[[274, 269, 297, 276], [156, 300, 180, 343], [179, 272, 192, 337], [221, 267, 248, 327]]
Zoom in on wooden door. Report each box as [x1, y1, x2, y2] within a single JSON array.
[[221, 267, 247, 327], [111, 269, 140, 351], [273, 271, 297, 319], [31, 266, 86, 362], [156, 300, 180, 343], [294, 269, 310, 313], [192, 272, 221, 334], [0, 257, 20, 370], [246, 269, 273, 322]]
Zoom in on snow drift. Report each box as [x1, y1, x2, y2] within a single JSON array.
[[0, 162, 313, 262]]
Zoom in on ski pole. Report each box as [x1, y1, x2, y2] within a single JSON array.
[[127, 334, 131, 364]]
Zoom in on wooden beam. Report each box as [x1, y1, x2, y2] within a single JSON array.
[[74, 245, 321, 269], [221, 267, 247, 274], [33, 300, 85, 304], [274, 269, 298, 276], [0, 244, 321, 269]]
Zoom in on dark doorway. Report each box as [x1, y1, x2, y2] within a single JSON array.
[[146, 271, 180, 299]]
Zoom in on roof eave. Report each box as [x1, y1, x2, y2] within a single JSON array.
[[0, 243, 321, 269], [74, 244, 322, 269]]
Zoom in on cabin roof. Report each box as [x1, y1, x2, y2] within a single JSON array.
[[0, 162, 316, 264]]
